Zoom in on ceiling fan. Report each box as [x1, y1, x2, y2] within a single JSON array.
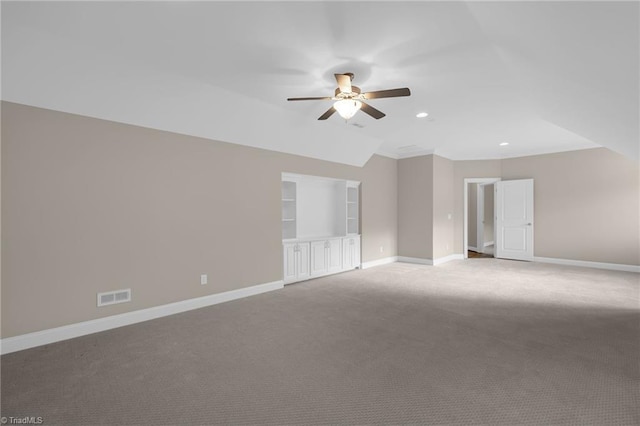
[[287, 73, 411, 121]]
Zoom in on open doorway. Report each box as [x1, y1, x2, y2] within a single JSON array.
[[463, 178, 500, 259]]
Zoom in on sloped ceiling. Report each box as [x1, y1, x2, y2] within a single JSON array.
[[2, 1, 638, 166]]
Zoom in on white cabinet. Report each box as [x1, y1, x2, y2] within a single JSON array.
[[281, 173, 361, 285], [284, 236, 359, 284], [310, 238, 342, 277], [343, 236, 361, 270], [283, 242, 309, 283]]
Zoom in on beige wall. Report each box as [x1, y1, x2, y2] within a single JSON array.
[[502, 149, 639, 265], [2, 102, 638, 339], [1, 102, 398, 337], [397, 155, 433, 259], [432, 155, 455, 259], [359, 155, 398, 261]]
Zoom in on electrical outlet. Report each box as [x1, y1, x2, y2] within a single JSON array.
[[379, 246, 384, 253], [200, 274, 208, 285]]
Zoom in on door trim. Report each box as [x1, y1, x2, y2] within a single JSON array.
[[464, 178, 501, 259], [476, 184, 485, 253]]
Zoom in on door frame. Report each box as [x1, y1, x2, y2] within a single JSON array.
[[463, 178, 501, 259], [476, 184, 485, 253], [476, 183, 496, 253]]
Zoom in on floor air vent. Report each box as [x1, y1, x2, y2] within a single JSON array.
[[97, 289, 131, 307]]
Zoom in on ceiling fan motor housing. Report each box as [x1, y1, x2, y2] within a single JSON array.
[[335, 86, 361, 99]]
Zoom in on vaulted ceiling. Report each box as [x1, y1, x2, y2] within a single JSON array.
[[2, 1, 638, 166]]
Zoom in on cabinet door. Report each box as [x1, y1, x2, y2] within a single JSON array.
[[352, 237, 361, 268], [327, 239, 342, 273], [342, 238, 353, 270], [297, 243, 310, 280], [310, 241, 328, 276], [343, 237, 361, 270], [283, 244, 298, 282]]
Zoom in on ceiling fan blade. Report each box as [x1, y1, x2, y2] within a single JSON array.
[[360, 102, 386, 119], [287, 96, 332, 101], [363, 88, 411, 99], [335, 74, 352, 94], [318, 107, 336, 120]]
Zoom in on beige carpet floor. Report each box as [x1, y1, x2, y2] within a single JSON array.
[[1, 259, 639, 425]]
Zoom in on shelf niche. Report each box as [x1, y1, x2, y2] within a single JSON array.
[[281, 181, 297, 240], [282, 173, 360, 241]]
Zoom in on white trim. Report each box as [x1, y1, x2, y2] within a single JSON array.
[[534, 257, 640, 273], [433, 254, 465, 265], [397, 149, 434, 159], [484, 241, 494, 247], [467, 246, 479, 252], [361, 256, 398, 269], [476, 184, 484, 253], [0, 280, 284, 355], [375, 149, 436, 160], [397, 256, 433, 265], [374, 150, 399, 160], [281, 172, 359, 185]]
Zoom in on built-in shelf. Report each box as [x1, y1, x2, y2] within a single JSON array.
[[282, 173, 359, 240], [346, 185, 359, 235], [282, 181, 297, 240], [281, 173, 361, 284]]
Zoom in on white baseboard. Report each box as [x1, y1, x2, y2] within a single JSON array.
[[0, 280, 284, 355], [433, 254, 465, 265], [484, 241, 494, 247], [468, 246, 479, 252], [534, 257, 640, 273], [398, 255, 464, 266], [361, 256, 398, 269], [397, 256, 433, 265]]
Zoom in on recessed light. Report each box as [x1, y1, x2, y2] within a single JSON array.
[[499, 142, 509, 146], [416, 112, 429, 118]]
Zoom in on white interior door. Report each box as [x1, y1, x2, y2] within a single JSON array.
[[495, 179, 534, 261]]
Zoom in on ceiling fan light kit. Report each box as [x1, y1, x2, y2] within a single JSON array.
[[334, 99, 362, 120], [287, 73, 411, 121]]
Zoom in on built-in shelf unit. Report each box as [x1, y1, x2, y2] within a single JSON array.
[[281, 181, 297, 240], [346, 184, 359, 235], [281, 173, 361, 284]]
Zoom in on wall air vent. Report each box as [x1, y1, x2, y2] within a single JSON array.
[[97, 289, 131, 307]]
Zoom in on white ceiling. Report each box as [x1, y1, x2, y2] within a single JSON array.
[[2, 1, 638, 166]]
